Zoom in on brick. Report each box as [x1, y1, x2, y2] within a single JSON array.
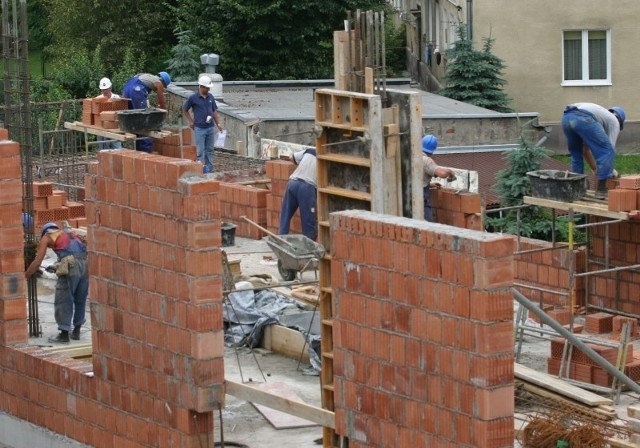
[[618, 175, 640, 190], [584, 312, 614, 334], [608, 189, 636, 212], [32, 182, 54, 197]]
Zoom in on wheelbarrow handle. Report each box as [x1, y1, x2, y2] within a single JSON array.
[[240, 215, 296, 249]]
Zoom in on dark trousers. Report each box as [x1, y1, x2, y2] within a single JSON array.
[[279, 179, 317, 241], [122, 77, 153, 152], [423, 186, 433, 221]]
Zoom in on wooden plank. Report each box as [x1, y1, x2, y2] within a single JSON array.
[[261, 324, 310, 363], [316, 153, 371, 167], [364, 67, 374, 94], [317, 186, 371, 202], [519, 382, 615, 421], [64, 121, 136, 141], [515, 363, 613, 406], [225, 379, 335, 429], [44, 343, 93, 358], [250, 382, 319, 429], [523, 195, 629, 220]]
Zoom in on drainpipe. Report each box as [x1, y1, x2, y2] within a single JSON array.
[[466, 0, 472, 40]]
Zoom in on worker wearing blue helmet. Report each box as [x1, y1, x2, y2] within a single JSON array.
[[422, 134, 455, 222], [561, 103, 625, 199], [122, 71, 171, 152], [25, 222, 88, 344]]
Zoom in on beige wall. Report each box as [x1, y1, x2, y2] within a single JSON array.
[[473, 0, 640, 126]]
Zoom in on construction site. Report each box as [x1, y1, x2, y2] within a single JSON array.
[[2, 2, 640, 448]]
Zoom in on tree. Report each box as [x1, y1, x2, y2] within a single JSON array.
[[179, 0, 388, 80], [485, 138, 579, 242], [165, 30, 201, 82], [43, 0, 177, 75], [438, 26, 513, 113]]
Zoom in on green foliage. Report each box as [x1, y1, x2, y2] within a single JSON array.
[[166, 30, 201, 82], [43, 0, 176, 76], [30, 77, 72, 102], [439, 26, 513, 113], [48, 47, 105, 98], [191, 0, 387, 80], [485, 138, 583, 242], [553, 153, 640, 176], [385, 17, 407, 77], [110, 47, 146, 95]]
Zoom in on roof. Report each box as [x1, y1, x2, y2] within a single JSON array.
[[218, 81, 523, 121], [435, 151, 572, 205]]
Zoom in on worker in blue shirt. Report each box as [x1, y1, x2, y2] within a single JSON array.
[[182, 75, 223, 173], [122, 71, 171, 153]]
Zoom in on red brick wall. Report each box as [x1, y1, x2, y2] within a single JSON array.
[[431, 189, 483, 230], [330, 211, 515, 447], [0, 145, 225, 447], [590, 218, 640, 315], [219, 182, 268, 239], [514, 237, 586, 307]]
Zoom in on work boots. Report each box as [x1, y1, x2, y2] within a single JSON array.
[[48, 330, 70, 344], [595, 179, 608, 200], [71, 326, 81, 340]]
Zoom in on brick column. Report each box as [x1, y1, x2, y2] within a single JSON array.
[[331, 210, 515, 447], [0, 132, 27, 345], [85, 150, 225, 446]]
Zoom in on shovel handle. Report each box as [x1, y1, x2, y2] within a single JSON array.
[[240, 216, 296, 248]]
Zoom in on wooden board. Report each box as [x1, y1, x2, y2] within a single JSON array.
[[515, 363, 613, 406], [44, 342, 92, 358], [225, 379, 334, 429], [261, 324, 309, 363], [523, 195, 629, 220], [251, 382, 319, 429], [64, 121, 136, 141], [291, 285, 319, 306]]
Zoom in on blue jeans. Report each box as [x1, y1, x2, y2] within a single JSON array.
[[54, 257, 88, 332], [423, 186, 433, 221], [122, 77, 153, 152], [561, 107, 615, 180], [279, 179, 317, 240], [97, 137, 122, 150], [195, 126, 215, 172]]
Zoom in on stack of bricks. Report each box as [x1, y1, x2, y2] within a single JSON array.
[[151, 128, 197, 161], [331, 210, 515, 447], [608, 175, 640, 212], [29, 181, 87, 228], [584, 312, 614, 334], [548, 337, 638, 386], [218, 182, 268, 239], [514, 237, 586, 307], [81, 97, 129, 126], [430, 188, 483, 230], [589, 216, 640, 315], [0, 128, 28, 345], [265, 159, 302, 235]]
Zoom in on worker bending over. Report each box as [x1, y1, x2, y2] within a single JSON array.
[[561, 103, 625, 199], [279, 148, 318, 241]]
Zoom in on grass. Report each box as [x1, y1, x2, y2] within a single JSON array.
[[0, 50, 48, 78], [552, 153, 640, 175]]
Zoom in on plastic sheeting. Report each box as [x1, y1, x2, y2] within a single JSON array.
[[223, 285, 322, 372]]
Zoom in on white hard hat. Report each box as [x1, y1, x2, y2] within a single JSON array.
[[99, 77, 112, 89], [198, 75, 213, 88]]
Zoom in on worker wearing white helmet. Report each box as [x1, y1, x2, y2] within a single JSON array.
[[182, 75, 224, 173], [95, 77, 122, 149]]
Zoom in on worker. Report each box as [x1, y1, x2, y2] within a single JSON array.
[[182, 75, 223, 173], [121, 71, 171, 153], [96, 77, 122, 150], [25, 222, 88, 344], [561, 103, 625, 199], [279, 147, 318, 241], [422, 134, 455, 222]]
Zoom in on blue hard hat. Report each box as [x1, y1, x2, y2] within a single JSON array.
[[422, 134, 438, 154], [609, 106, 626, 130], [158, 71, 171, 88], [40, 222, 59, 238]]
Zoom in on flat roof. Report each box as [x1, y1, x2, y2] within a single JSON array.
[[216, 82, 533, 121]]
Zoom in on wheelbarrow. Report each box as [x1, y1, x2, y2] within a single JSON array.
[[241, 216, 325, 281]]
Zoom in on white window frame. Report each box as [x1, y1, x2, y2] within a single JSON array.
[[561, 29, 611, 86]]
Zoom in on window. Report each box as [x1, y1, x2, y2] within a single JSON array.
[[562, 30, 611, 86]]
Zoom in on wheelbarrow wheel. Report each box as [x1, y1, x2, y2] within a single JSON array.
[[277, 259, 297, 281]]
